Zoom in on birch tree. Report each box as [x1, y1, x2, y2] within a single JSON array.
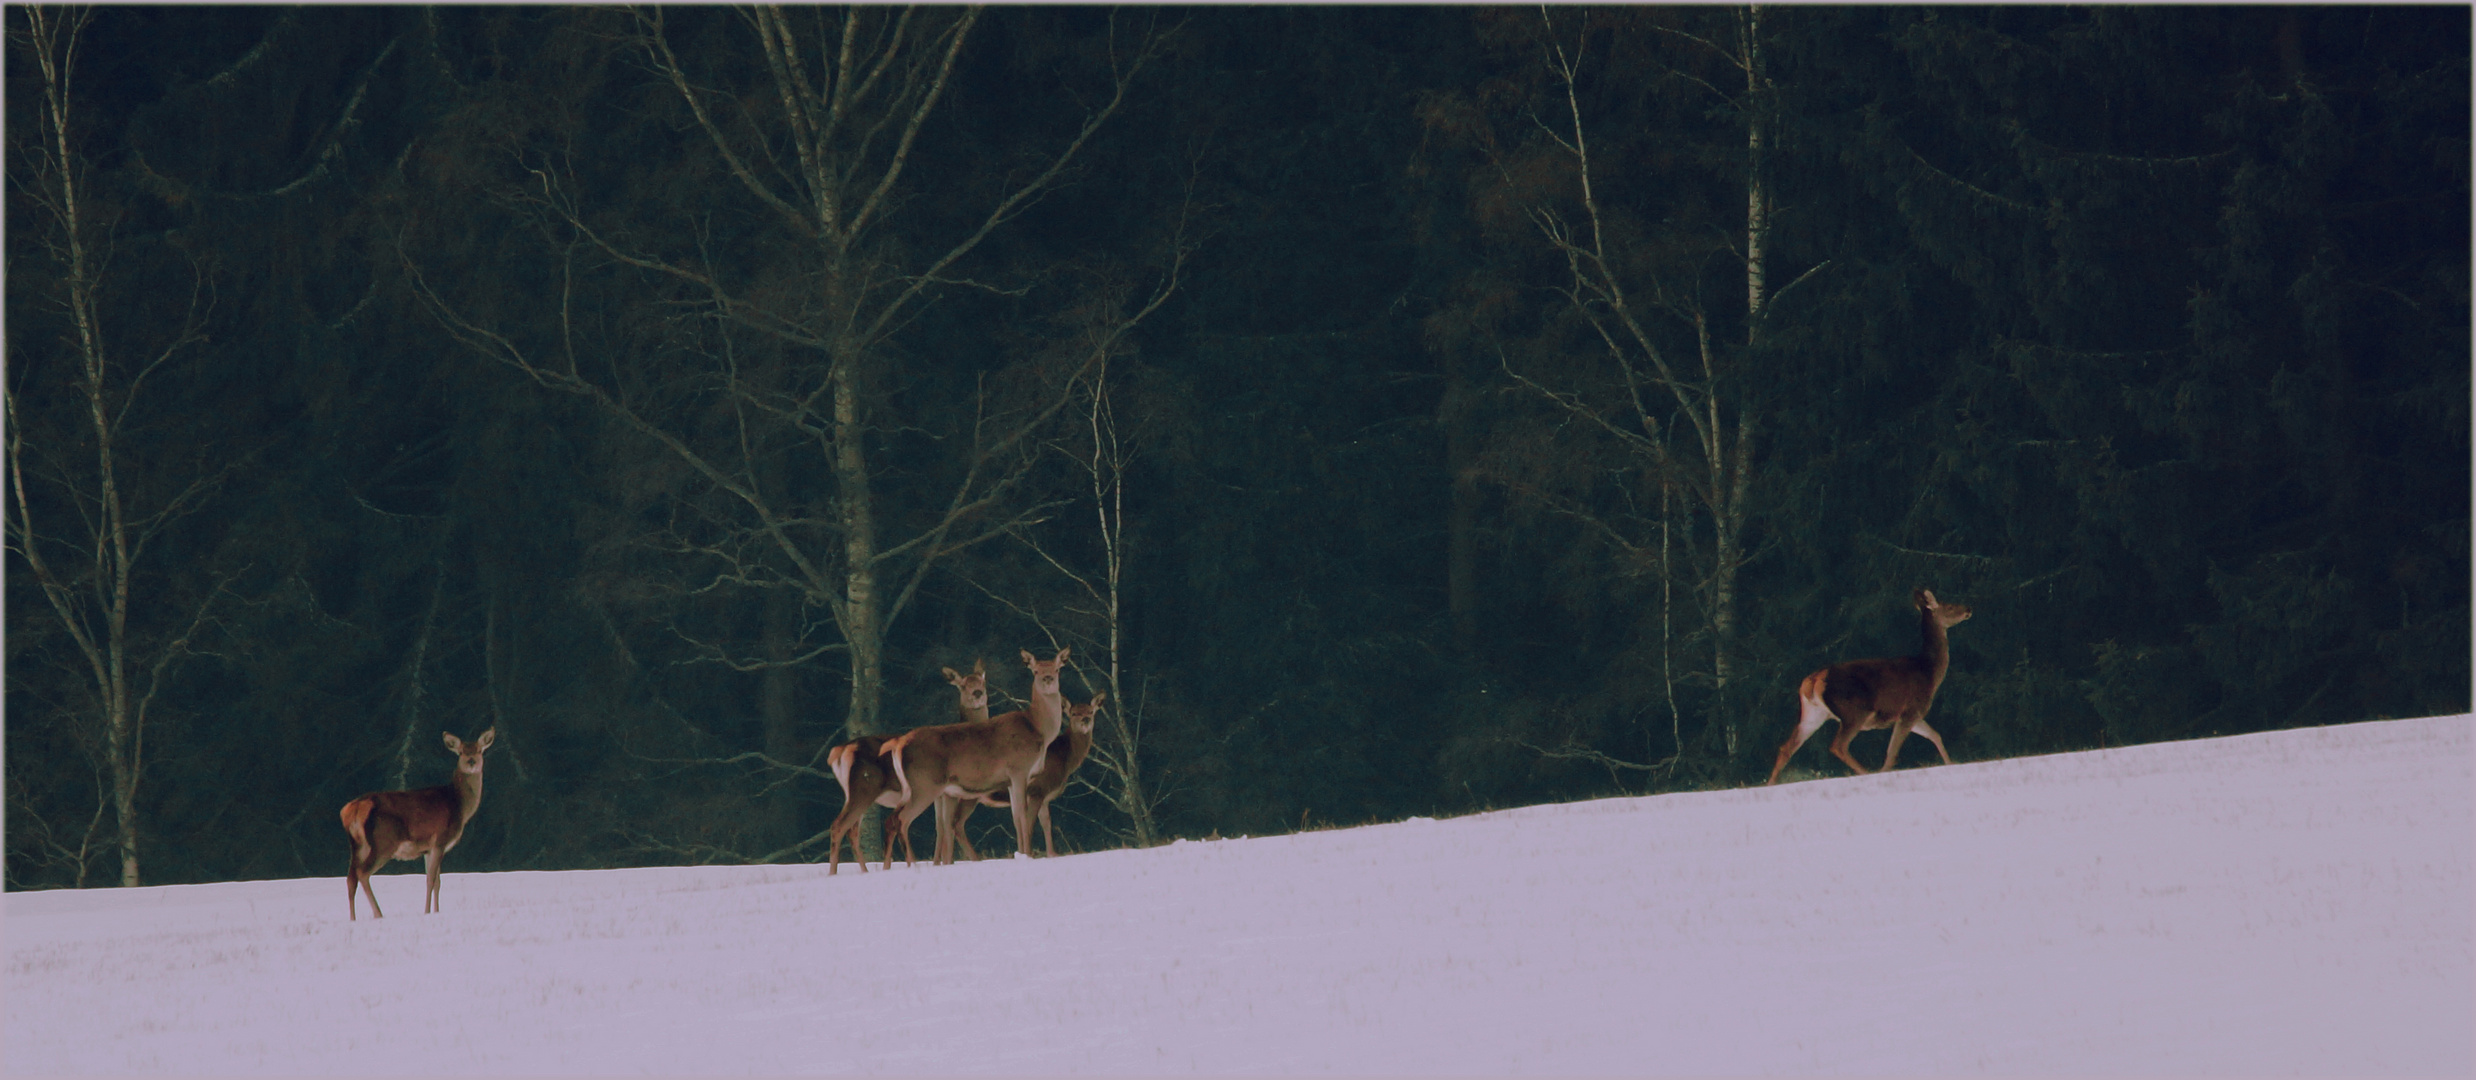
[[404, 7, 1179, 857], [1017, 345, 1171, 848], [5, 6, 239, 886], [1424, 7, 1814, 765]]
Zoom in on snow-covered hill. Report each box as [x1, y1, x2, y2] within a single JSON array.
[[7, 715, 2470, 1076]]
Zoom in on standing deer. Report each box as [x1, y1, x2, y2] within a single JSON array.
[[340, 728, 496, 919], [823, 659, 990, 874], [1767, 589, 1972, 785], [951, 693, 1101, 858], [879, 649, 1068, 865]]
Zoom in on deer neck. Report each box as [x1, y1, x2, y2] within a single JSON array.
[[1029, 688, 1064, 743], [454, 767, 485, 826], [1918, 609, 1953, 689]]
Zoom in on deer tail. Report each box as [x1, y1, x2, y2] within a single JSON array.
[[339, 797, 373, 845], [339, 797, 378, 872], [1797, 669, 1838, 729], [880, 733, 914, 807], [1798, 669, 1829, 707], [827, 743, 856, 795]]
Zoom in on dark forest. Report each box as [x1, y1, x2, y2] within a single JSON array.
[[7, 5, 2466, 889]]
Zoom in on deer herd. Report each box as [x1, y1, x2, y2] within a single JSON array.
[[822, 649, 1100, 874], [342, 590, 1973, 919]]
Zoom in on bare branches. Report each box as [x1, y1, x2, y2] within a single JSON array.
[[405, 5, 1185, 785], [253, 36, 400, 199], [843, 7, 973, 242], [1510, 736, 1678, 777], [1460, 9, 1773, 765], [638, 6, 816, 240], [401, 248, 848, 623], [6, 6, 242, 886], [864, 10, 1173, 350]]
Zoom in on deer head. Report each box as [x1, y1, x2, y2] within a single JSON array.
[[1022, 648, 1068, 715], [1065, 693, 1103, 736], [942, 658, 989, 719], [1915, 588, 1972, 629], [444, 728, 495, 775]]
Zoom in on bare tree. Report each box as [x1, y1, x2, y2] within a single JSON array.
[[1433, 8, 1809, 763], [1018, 340, 1169, 847], [5, 6, 239, 887], [413, 8, 1175, 731], [405, 7, 1180, 856]]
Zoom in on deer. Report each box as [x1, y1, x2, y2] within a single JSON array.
[[340, 728, 496, 920], [878, 648, 1068, 865], [823, 659, 991, 874], [1767, 589, 1973, 785], [949, 693, 1101, 858]]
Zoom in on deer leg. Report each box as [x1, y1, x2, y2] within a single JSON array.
[[1038, 801, 1058, 858], [1007, 778, 1033, 858], [343, 801, 375, 920], [1909, 717, 1952, 765], [868, 783, 916, 869], [354, 821, 394, 920], [931, 795, 957, 866], [836, 815, 868, 875], [826, 773, 874, 875], [950, 798, 983, 862], [1826, 710, 1875, 776], [1881, 716, 1918, 774], [1768, 679, 1836, 785], [830, 787, 885, 875], [359, 867, 385, 919], [362, 847, 389, 919], [884, 804, 922, 871], [423, 850, 442, 915]]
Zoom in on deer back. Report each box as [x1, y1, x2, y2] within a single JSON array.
[[351, 783, 466, 857], [888, 709, 1050, 797], [1819, 655, 1941, 724]]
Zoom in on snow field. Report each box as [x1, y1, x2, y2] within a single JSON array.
[[6, 714, 2469, 1075]]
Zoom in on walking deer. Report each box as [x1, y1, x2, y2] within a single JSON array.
[[340, 728, 496, 919], [824, 659, 990, 874], [1767, 589, 1972, 785], [879, 649, 1068, 865], [951, 693, 1101, 858]]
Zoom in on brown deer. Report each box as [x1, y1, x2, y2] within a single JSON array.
[[879, 648, 1068, 865], [1767, 589, 1972, 785], [340, 728, 496, 919], [823, 659, 990, 874], [950, 693, 1101, 858]]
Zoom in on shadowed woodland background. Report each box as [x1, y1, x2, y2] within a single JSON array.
[[7, 6, 2466, 889]]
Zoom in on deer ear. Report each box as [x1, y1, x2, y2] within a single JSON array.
[[942, 666, 963, 684], [1091, 693, 1105, 708], [442, 732, 463, 752], [972, 657, 985, 675], [1022, 648, 1038, 666], [1916, 588, 1936, 608], [475, 729, 495, 752], [1054, 647, 1069, 664]]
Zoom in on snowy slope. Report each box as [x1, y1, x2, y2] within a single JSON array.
[[7, 715, 2470, 1076]]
